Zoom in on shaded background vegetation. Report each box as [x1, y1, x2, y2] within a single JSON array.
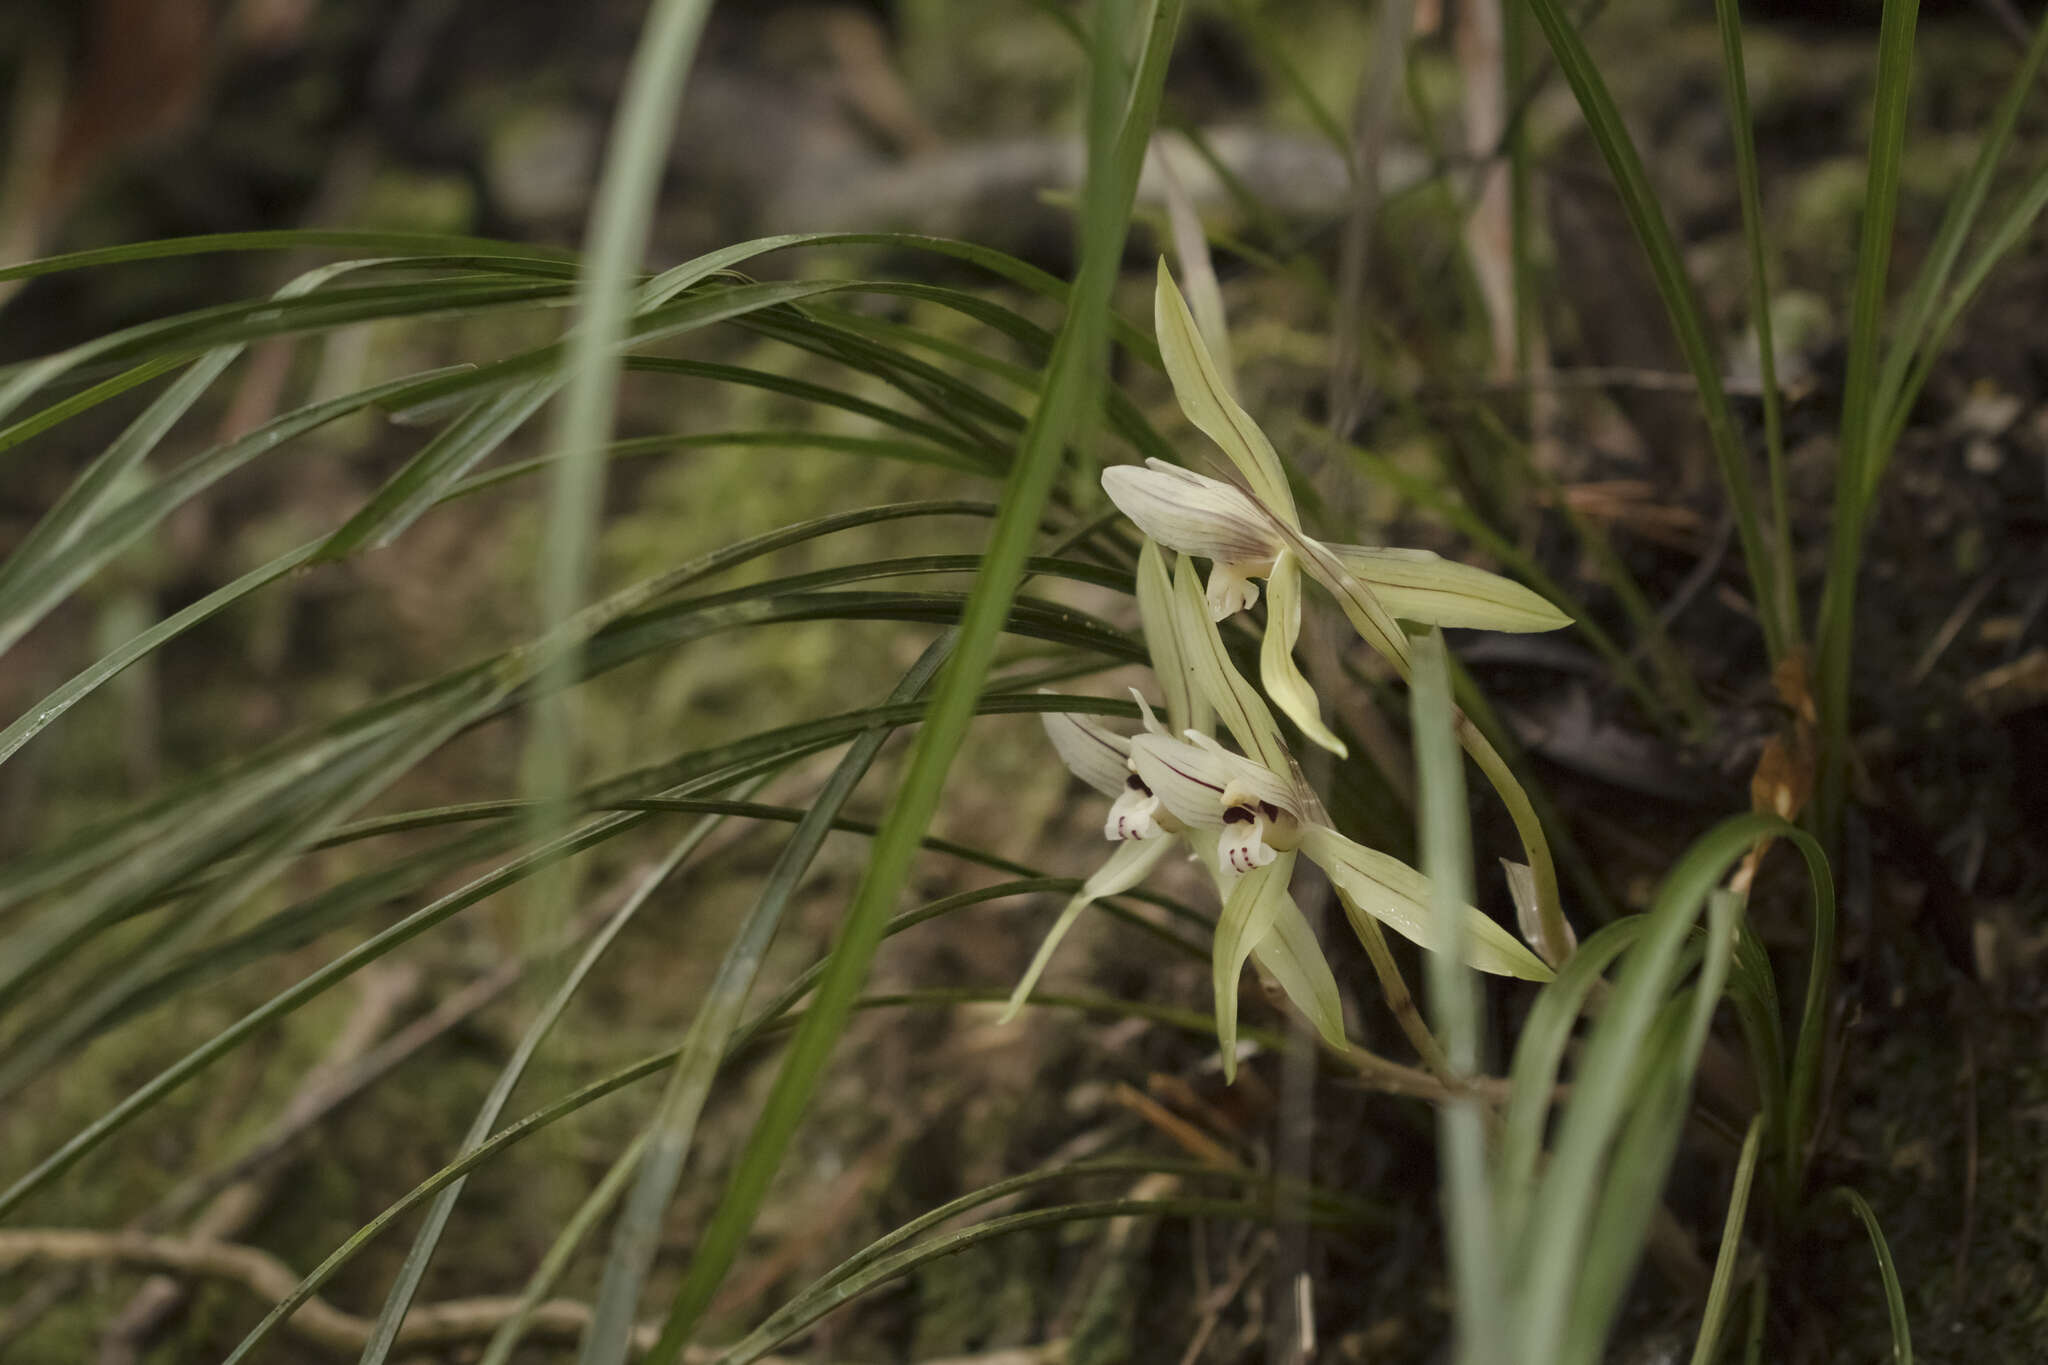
[[1, 0, 2045, 1361]]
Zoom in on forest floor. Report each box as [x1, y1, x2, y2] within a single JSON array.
[[1, 2, 2045, 1362]]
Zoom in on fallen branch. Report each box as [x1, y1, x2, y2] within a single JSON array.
[[1, 1228, 660, 1355], [94, 965, 423, 1365]]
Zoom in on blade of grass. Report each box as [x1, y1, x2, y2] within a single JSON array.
[[0, 230, 575, 285], [1877, 154, 2048, 467], [1814, 0, 1920, 838], [0, 679, 504, 1100], [518, 0, 717, 988], [212, 988, 1271, 1365], [1521, 0, 1789, 661], [0, 692, 447, 1011], [1412, 628, 1508, 1365], [0, 279, 568, 430], [1508, 818, 1820, 1364], [0, 355, 185, 460], [1494, 919, 1644, 1250], [354, 793, 748, 1365], [0, 687, 1135, 1216], [0, 499, 997, 900], [1556, 1001, 1696, 1365], [575, 637, 950, 1365], [1711, 0, 1798, 648], [0, 541, 314, 768], [0, 257, 403, 586], [452, 429, 986, 500], [1781, 821, 1838, 1195], [613, 359, 993, 462], [1831, 1187, 1913, 1365], [640, 3, 1183, 1355], [1689, 1116, 1764, 1365], [42, 679, 1154, 1056], [0, 367, 458, 657], [1562, 890, 1738, 1363], [0, 798, 684, 1223], [475, 1128, 650, 1365], [1743, 1267, 1770, 1365], [1871, 7, 2048, 467], [722, 1193, 1360, 1365]]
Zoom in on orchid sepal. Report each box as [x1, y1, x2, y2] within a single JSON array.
[[1212, 850, 1296, 1081], [1303, 825, 1553, 981], [998, 837, 1175, 1024]]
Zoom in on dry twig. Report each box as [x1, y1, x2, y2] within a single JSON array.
[[1, 1227, 665, 1355]]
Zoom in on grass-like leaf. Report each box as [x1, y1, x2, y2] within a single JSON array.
[[1561, 891, 1738, 1362], [1870, 7, 2048, 469], [1814, 0, 1922, 835], [1711, 0, 1798, 647], [1412, 628, 1508, 1364], [1521, 0, 1790, 662], [1689, 1116, 1764, 1365], [1831, 1186, 1913, 1365], [640, 3, 1184, 1355], [577, 638, 949, 1365], [353, 795, 747, 1364]]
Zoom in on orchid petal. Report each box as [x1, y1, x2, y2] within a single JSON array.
[[1217, 803, 1279, 876], [1101, 462, 1277, 573], [1302, 825, 1552, 981], [1205, 563, 1262, 620], [1041, 705, 1132, 799], [1103, 785, 1164, 841], [1154, 260, 1299, 526], [1126, 733, 1237, 829], [1283, 528, 1414, 673], [1135, 541, 1209, 737], [1183, 733, 1306, 819], [1127, 731, 1304, 830], [1127, 688, 1166, 736], [999, 837, 1174, 1024], [1259, 550, 1347, 756], [1212, 850, 1295, 1081], [1333, 545, 1572, 633], [1250, 894, 1349, 1050], [1170, 553, 1289, 771]]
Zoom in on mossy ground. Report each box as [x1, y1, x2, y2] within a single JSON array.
[[3, 2, 2045, 1362]]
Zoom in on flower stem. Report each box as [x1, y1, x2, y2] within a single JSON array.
[[1454, 713, 1572, 968], [1335, 886, 1455, 1080]]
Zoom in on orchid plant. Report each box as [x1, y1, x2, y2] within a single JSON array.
[[1009, 263, 1584, 1078]]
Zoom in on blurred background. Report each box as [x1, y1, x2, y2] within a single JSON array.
[[3, 1, 2047, 1361]]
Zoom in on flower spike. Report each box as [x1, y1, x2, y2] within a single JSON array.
[[1118, 262, 1574, 756]]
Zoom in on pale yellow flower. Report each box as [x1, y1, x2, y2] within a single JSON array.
[[1105, 262, 1571, 758]]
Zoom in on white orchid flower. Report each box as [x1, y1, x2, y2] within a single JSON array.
[[1005, 545, 1349, 1062], [1006, 705, 1179, 1023], [1104, 262, 1571, 758], [1141, 548, 1551, 1075], [1128, 723, 1548, 982]]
